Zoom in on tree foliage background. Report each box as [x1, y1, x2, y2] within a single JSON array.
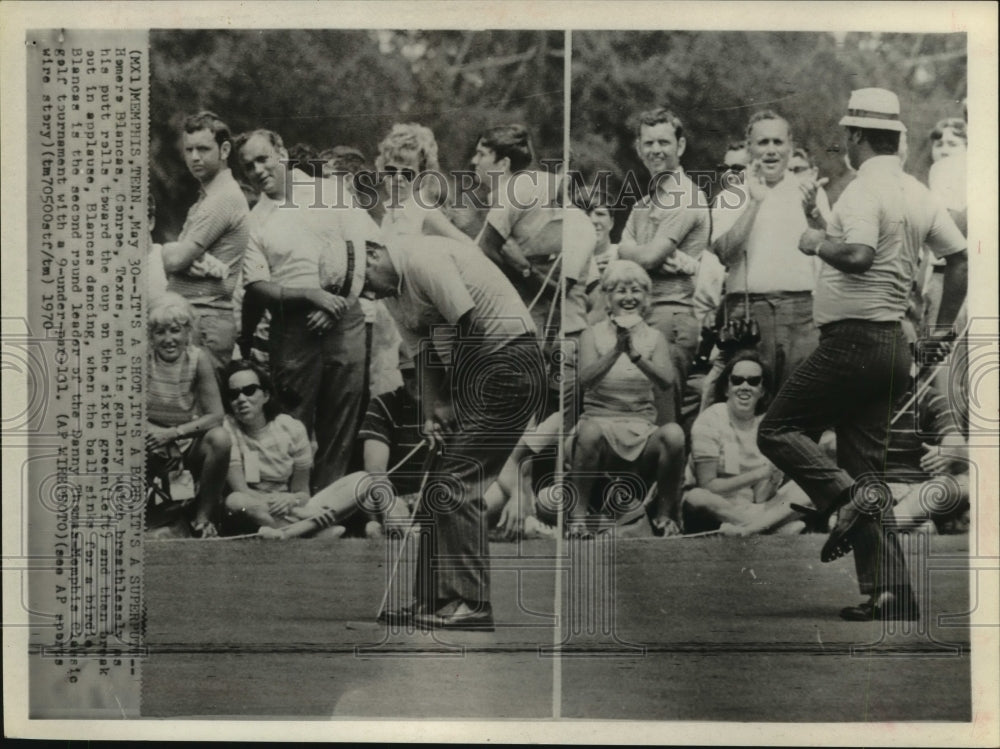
[[570, 31, 966, 237], [151, 29, 965, 242], [150, 29, 565, 240]]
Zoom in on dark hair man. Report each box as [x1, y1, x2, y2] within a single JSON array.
[[617, 107, 711, 424], [160, 111, 249, 374], [757, 88, 968, 621]]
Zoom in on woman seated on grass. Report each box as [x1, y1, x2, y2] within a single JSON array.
[[683, 351, 810, 536], [222, 359, 352, 538], [146, 292, 231, 538], [567, 260, 686, 537]]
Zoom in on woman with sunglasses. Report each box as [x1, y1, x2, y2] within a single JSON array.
[[221, 360, 351, 536], [683, 351, 809, 535], [375, 123, 470, 243], [567, 260, 687, 537]]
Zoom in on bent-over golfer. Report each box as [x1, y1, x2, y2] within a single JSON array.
[[363, 235, 545, 631]]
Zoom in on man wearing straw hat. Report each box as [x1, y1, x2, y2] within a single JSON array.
[[362, 235, 546, 630], [757, 88, 968, 621]]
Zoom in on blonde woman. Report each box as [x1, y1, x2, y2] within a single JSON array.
[[375, 123, 469, 242], [568, 260, 686, 537]]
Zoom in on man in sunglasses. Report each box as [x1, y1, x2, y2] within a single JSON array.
[[711, 110, 825, 392], [757, 88, 968, 621], [237, 128, 381, 494]]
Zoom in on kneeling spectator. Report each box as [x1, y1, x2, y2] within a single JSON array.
[[222, 360, 344, 538], [684, 351, 809, 535], [146, 292, 231, 538], [568, 260, 686, 537]]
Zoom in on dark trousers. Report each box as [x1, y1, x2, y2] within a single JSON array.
[[414, 333, 546, 608], [758, 319, 913, 597], [725, 291, 819, 387], [269, 300, 367, 494], [645, 302, 699, 425]]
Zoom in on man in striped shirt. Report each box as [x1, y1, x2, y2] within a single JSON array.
[[161, 111, 249, 375]]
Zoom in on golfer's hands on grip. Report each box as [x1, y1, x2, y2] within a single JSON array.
[[424, 401, 455, 450]]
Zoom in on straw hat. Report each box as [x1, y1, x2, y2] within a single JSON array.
[[838, 88, 906, 132]]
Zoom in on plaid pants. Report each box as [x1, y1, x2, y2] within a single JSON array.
[[758, 319, 914, 597]]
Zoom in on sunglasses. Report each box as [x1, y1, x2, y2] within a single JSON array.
[[718, 163, 746, 173], [729, 375, 763, 387], [228, 383, 263, 400], [383, 165, 416, 181]]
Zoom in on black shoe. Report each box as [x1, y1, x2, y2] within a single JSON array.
[[821, 501, 863, 562], [376, 603, 418, 626], [790, 503, 832, 534], [840, 591, 919, 622], [413, 601, 495, 631], [821, 480, 892, 563]]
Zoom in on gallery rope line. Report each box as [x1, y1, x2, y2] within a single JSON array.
[[150, 439, 436, 542], [526, 253, 562, 315]]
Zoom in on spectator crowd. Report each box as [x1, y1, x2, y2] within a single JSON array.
[[145, 95, 970, 573]]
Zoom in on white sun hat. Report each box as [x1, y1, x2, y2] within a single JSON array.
[[839, 88, 906, 132]]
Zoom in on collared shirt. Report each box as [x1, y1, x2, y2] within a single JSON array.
[[484, 170, 595, 336], [929, 152, 966, 212], [712, 175, 818, 294], [486, 170, 562, 258], [167, 168, 249, 310], [690, 403, 771, 504], [381, 236, 535, 362], [814, 155, 965, 326], [242, 170, 378, 302], [620, 168, 710, 306]]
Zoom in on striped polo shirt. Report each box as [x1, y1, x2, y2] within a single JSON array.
[[167, 168, 249, 310]]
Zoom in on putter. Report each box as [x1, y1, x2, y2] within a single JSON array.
[[375, 439, 441, 623]]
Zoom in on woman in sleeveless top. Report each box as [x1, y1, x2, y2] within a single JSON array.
[[683, 351, 809, 536], [568, 260, 687, 537], [146, 293, 232, 537]]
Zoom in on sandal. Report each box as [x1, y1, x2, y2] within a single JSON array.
[[191, 519, 219, 539], [651, 517, 682, 538], [565, 521, 594, 540]]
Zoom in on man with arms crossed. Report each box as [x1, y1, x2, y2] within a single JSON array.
[[617, 107, 711, 424], [161, 111, 249, 375]]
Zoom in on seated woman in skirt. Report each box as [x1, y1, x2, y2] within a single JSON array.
[[146, 292, 232, 538], [567, 260, 686, 537]]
